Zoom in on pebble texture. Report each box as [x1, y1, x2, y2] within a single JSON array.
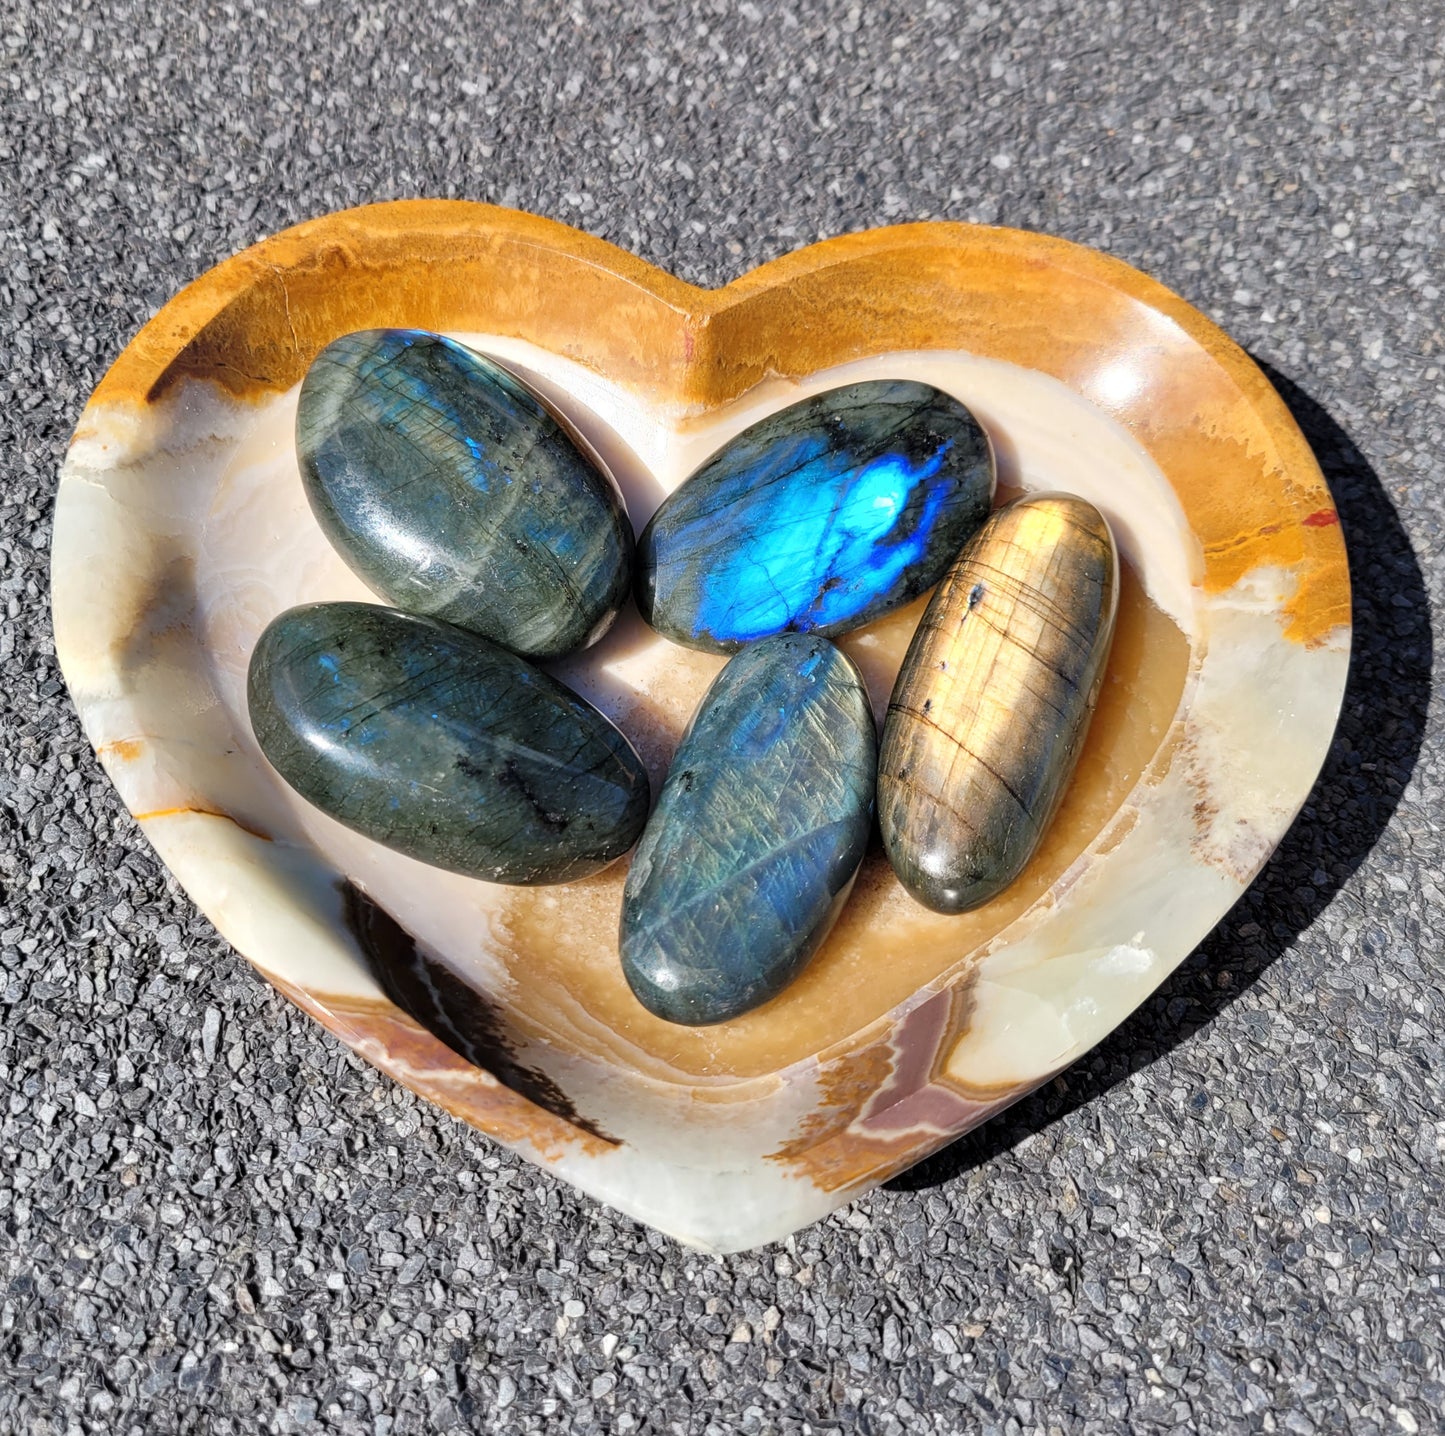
[[6, 3, 1443, 1433], [298, 330, 633, 660], [248, 603, 649, 885], [638, 380, 994, 652], [621, 635, 875, 1025]]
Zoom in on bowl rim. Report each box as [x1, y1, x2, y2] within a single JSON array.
[[52, 201, 1352, 1248]]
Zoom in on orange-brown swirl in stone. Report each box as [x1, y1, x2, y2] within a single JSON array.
[[879, 494, 1120, 914]]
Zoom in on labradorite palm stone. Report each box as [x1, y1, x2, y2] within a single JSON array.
[[620, 634, 876, 1026], [878, 494, 1119, 914], [297, 329, 633, 660], [637, 381, 995, 653], [247, 602, 649, 885]]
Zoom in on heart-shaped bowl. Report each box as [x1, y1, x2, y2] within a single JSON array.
[[53, 201, 1349, 1252]]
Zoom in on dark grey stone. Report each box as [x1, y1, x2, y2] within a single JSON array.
[[298, 329, 633, 659], [637, 381, 994, 653], [621, 634, 876, 1025], [247, 601, 649, 884]]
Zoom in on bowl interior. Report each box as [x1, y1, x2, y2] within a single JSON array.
[[196, 338, 1196, 1083]]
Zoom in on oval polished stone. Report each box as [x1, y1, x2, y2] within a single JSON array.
[[248, 601, 649, 884], [620, 634, 876, 1025], [297, 329, 633, 659], [637, 380, 995, 653], [878, 493, 1119, 914]]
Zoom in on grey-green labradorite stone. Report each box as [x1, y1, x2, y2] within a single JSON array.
[[637, 380, 995, 654], [247, 601, 649, 885], [297, 329, 633, 660], [620, 634, 877, 1026]]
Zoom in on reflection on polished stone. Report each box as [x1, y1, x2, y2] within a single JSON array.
[[638, 380, 994, 653], [297, 329, 633, 659], [879, 494, 1119, 914], [248, 601, 649, 884]]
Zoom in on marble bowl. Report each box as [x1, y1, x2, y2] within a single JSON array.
[[52, 202, 1350, 1252]]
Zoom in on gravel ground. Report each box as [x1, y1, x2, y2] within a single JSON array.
[[3, 2, 1443, 1432]]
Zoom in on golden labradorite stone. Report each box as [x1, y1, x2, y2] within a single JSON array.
[[878, 493, 1119, 914]]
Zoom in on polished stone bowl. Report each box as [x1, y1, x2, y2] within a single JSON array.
[[52, 202, 1350, 1252]]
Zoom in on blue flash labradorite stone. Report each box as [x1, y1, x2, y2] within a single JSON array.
[[247, 602, 649, 885], [620, 634, 876, 1025], [297, 329, 633, 660], [637, 381, 995, 653]]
